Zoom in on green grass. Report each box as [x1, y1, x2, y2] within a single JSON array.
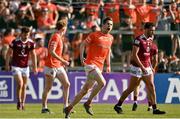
[[0, 104, 180, 118]]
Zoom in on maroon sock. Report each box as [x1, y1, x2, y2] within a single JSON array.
[[117, 100, 123, 106], [67, 105, 73, 111], [134, 96, 137, 101], [148, 101, 152, 107], [85, 100, 92, 106]]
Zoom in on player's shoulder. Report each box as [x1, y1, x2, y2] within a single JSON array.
[[135, 34, 146, 40], [27, 38, 34, 43], [11, 38, 20, 43], [51, 33, 60, 40]]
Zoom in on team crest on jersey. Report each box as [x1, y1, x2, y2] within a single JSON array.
[[22, 44, 26, 48]]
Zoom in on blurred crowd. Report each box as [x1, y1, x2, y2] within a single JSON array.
[[0, 0, 179, 73]]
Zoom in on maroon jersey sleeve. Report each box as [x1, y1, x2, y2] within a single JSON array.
[[9, 40, 15, 49], [133, 37, 141, 47]]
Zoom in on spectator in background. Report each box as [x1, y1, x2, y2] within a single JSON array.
[[31, 0, 46, 20], [85, 14, 100, 30], [37, 8, 55, 30], [123, 0, 137, 25], [5, 27, 37, 110], [148, 0, 163, 26], [119, 16, 134, 72], [103, 0, 120, 29], [34, 33, 48, 72], [71, 0, 86, 20], [156, 7, 175, 57], [169, 1, 179, 61], [157, 50, 168, 73], [134, 0, 151, 38], [83, 0, 101, 25], [62, 36, 72, 67], [71, 32, 83, 66], [16, 2, 36, 29], [56, 0, 73, 19], [1, 28, 16, 70], [135, 0, 151, 28], [0, 1, 16, 29], [41, 0, 59, 26]]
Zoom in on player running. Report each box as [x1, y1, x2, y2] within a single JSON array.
[[64, 17, 114, 118]]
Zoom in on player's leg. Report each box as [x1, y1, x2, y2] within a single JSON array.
[[132, 82, 140, 111], [12, 67, 23, 110], [64, 72, 95, 118], [56, 67, 70, 108], [114, 65, 141, 114], [83, 68, 106, 115], [142, 73, 165, 114], [21, 67, 30, 110], [114, 76, 140, 113], [41, 67, 55, 113], [21, 76, 28, 110], [146, 87, 152, 111]]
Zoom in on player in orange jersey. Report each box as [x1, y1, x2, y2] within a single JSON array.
[[41, 19, 70, 114], [64, 17, 114, 118]]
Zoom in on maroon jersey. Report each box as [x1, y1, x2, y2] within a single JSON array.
[[131, 34, 153, 67], [150, 43, 158, 57], [9, 38, 35, 67]]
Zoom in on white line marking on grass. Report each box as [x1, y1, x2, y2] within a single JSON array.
[[0, 118, 180, 119]]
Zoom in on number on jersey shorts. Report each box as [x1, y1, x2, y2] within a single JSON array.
[[130, 65, 153, 78]]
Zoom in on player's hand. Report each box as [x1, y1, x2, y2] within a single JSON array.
[[106, 66, 111, 73], [62, 60, 70, 66], [152, 68, 155, 74], [33, 68, 38, 75], [142, 67, 148, 74], [81, 58, 86, 66]]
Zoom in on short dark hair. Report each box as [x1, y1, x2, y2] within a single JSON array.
[[21, 27, 30, 33], [56, 19, 68, 30], [102, 16, 113, 25], [144, 22, 155, 29]]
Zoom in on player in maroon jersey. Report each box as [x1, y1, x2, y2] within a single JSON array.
[[114, 22, 166, 114], [5, 27, 37, 110], [132, 42, 159, 111]]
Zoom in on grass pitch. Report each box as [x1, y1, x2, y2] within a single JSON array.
[[0, 104, 180, 118]]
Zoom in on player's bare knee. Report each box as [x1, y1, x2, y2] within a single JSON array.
[[18, 81, 23, 89], [98, 80, 106, 87], [63, 82, 70, 89]]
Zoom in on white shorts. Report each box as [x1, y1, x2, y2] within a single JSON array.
[[44, 66, 67, 79], [130, 65, 153, 78], [11, 66, 30, 77], [84, 65, 102, 76]]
